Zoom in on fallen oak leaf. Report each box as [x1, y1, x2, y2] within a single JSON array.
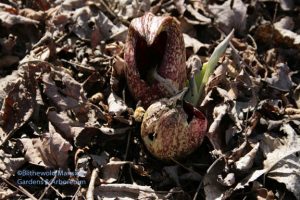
[[18, 137, 45, 167], [47, 108, 84, 140], [19, 124, 73, 168], [0, 77, 36, 145], [42, 70, 87, 111], [70, 5, 127, 42], [208, 0, 247, 34], [235, 123, 300, 198], [264, 63, 293, 92]]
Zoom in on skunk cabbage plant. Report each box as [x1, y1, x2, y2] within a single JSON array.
[[124, 12, 234, 159], [124, 12, 186, 107]]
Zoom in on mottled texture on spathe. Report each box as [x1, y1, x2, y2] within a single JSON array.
[[124, 12, 186, 107], [141, 99, 207, 160]]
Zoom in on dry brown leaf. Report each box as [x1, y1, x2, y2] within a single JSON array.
[[19, 8, 45, 21], [208, 0, 247, 34], [0, 11, 39, 28], [90, 151, 110, 167], [114, 0, 152, 20], [217, 173, 235, 187], [274, 16, 294, 30], [0, 149, 26, 179], [255, 187, 275, 200], [42, 70, 87, 111], [280, 0, 295, 11], [263, 124, 300, 199], [0, 70, 19, 100], [294, 85, 300, 109], [255, 23, 300, 49], [228, 69, 253, 101], [203, 160, 228, 200], [259, 132, 284, 156], [20, 128, 73, 168], [107, 92, 128, 116], [227, 140, 247, 164], [207, 103, 231, 151], [100, 157, 123, 183], [183, 33, 209, 54], [19, 137, 45, 167], [234, 143, 260, 171], [235, 124, 300, 197], [265, 63, 293, 92], [98, 156, 147, 184], [184, 4, 211, 25], [75, 154, 92, 179], [47, 109, 84, 140], [71, 6, 127, 42], [0, 77, 36, 141], [206, 63, 228, 93], [234, 169, 266, 191]]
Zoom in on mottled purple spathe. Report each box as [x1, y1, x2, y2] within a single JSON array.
[[141, 99, 207, 160], [124, 12, 186, 107]]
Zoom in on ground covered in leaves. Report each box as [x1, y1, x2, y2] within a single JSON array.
[[0, 0, 300, 199]]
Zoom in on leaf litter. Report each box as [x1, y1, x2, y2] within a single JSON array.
[[0, 0, 300, 199]]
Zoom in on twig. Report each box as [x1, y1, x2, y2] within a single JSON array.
[[1, 177, 38, 200], [86, 168, 99, 200], [18, 185, 39, 200], [71, 185, 82, 200], [38, 176, 57, 200]]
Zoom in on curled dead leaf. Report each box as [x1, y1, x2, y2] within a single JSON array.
[[234, 143, 260, 171]]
